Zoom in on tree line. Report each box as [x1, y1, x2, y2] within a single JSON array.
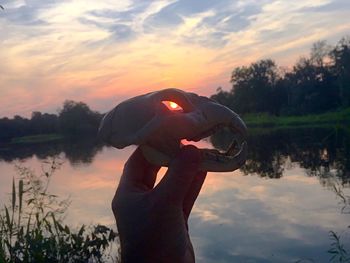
[[211, 36, 350, 116], [0, 100, 102, 142]]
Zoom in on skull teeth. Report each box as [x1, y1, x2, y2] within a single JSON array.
[[186, 124, 244, 158], [226, 140, 238, 156], [201, 142, 244, 161]]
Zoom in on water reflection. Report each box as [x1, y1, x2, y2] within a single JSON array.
[[0, 137, 105, 166], [211, 127, 350, 184], [1, 127, 349, 185], [0, 128, 349, 262]]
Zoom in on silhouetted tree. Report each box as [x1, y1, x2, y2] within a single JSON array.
[[211, 87, 233, 108], [228, 59, 283, 114], [211, 36, 350, 116], [331, 37, 350, 107], [0, 101, 103, 142], [30, 111, 59, 134], [310, 40, 332, 67], [283, 55, 338, 114], [58, 100, 102, 136]]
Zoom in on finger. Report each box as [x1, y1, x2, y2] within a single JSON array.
[[183, 171, 207, 221], [120, 147, 160, 191], [154, 145, 201, 204]]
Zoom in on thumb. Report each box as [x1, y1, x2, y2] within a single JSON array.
[[154, 145, 201, 204]]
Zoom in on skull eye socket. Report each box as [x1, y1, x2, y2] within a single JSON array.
[[162, 101, 184, 112]]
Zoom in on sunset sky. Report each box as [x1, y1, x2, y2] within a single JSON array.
[[1, 0, 349, 117]]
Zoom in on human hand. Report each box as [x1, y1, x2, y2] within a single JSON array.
[[112, 145, 207, 263]]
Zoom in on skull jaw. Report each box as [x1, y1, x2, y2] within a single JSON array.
[[140, 143, 248, 172]]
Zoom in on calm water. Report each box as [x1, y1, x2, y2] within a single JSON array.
[[0, 127, 349, 262]]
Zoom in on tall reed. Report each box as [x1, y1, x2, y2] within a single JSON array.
[[0, 157, 119, 262]]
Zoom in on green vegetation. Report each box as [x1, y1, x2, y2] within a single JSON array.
[[328, 230, 350, 263], [10, 134, 64, 144], [0, 100, 102, 143], [328, 182, 350, 262], [244, 107, 350, 128], [0, 158, 120, 262], [212, 36, 350, 117]]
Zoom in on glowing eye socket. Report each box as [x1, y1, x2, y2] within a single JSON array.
[[162, 101, 183, 111], [169, 101, 178, 109]]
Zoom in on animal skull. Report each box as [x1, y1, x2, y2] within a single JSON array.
[[98, 88, 248, 172]]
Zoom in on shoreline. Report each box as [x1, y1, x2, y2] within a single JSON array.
[[244, 108, 350, 128], [1, 108, 350, 145]]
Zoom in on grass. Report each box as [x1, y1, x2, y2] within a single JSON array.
[[243, 108, 350, 129], [0, 158, 120, 262], [10, 134, 64, 144]]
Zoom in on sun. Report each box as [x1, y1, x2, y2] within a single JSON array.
[[162, 101, 183, 111], [169, 101, 179, 109]]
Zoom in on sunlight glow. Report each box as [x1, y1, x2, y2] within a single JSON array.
[[162, 101, 183, 111], [1, 0, 349, 117], [169, 101, 178, 109]]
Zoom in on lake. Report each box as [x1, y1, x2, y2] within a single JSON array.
[[0, 127, 349, 262]]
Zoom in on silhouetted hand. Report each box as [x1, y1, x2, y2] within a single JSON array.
[[112, 145, 207, 263]]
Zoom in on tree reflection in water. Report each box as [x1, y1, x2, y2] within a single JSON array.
[[0, 137, 105, 166], [210, 127, 350, 186], [1, 127, 349, 187]]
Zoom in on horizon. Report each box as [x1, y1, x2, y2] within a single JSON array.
[[1, 0, 350, 118]]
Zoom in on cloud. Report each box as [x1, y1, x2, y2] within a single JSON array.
[[302, 0, 350, 12], [142, 0, 237, 30], [159, 0, 234, 16], [189, 170, 348, 262], [109, 24, 135, 41], [79, 17, 135, 42], [143, 0, 214, 30], [184, 32, 229, 48], [197, 4, 261, 33], [77, 1, 155, 44], [144, 6, 183, 30], [1, 5, 45, 25], [1, 0, 350, 117], [182, 10, 259, 48], [142, 0, 263, 48], [88, 1, 149, 23], [0, 0, 60, 25]]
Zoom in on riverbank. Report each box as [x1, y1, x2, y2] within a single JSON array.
[[244, 108, 350, 128], [3, 108, 350, 145], [10, 133, 64, 144]]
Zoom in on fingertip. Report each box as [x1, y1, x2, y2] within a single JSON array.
[[121, 147, 161, 191]]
